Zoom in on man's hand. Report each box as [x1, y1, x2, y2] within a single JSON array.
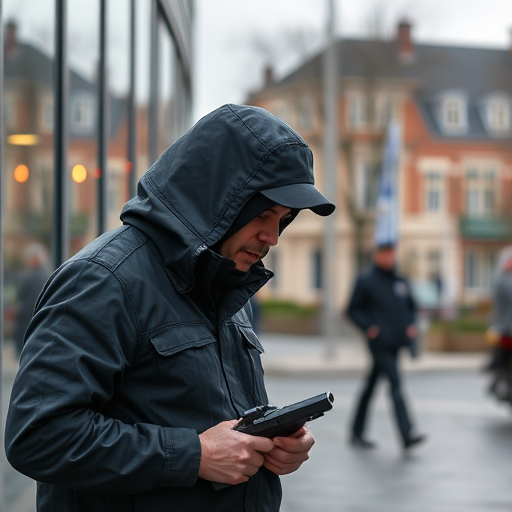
[[406, 324, 417, 338], [263, 427, 315, 476], [366, 325, 379, 339], [198, 420, 275, 485]]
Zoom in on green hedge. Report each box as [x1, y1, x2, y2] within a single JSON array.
[[430, 312, 488, 334], [260, 299, 318, 319]]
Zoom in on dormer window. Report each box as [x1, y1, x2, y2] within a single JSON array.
[[480, 93, 510, 134], [71, 92, 95, 134], [437, 91, 467, 134]]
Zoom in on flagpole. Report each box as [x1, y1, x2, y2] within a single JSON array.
[[322, 0, 338, 357]]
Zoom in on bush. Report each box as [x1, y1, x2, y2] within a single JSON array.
[[261, 299, 318, 319], [430, 311, 488, 334]]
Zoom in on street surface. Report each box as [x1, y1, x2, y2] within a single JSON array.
[[1, 339, 512, 512], [268, 372, 512, 512]]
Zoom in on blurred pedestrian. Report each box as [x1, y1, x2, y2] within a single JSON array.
[[345, 242, 426, 450], [13, 242, 50, 357], [5, 104, 335, 512], [485, 246, 512, 402]]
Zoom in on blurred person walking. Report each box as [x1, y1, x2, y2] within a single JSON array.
[[13, 242, 50, 357], [345, 243, 426, 450], [486, 246, 512, 404]]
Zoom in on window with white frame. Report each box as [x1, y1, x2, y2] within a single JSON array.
[[71, 92, 95, 134], [297, 95, 314, 131], [488, 98, 510, 131], [41, 96, 54, 132], [427, 249, 441, 273], [348, 93, 365, 128], [425, 171, 443, 213], [464, 249, 496, 291], [356, 158, 375, 211], [465, 166, 496, 217], [3, 95, 16, 129], [273, 102, 291, 126], [374, 94, 395, 128], [438, 92, 467, 133]]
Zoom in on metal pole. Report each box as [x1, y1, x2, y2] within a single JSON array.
[[0, 0, 5, 507], [127, 0, 137, 198], [54, 0, 69, 268], [97, 0, 107, 235], [148, 0, 159, 165], [322, 0, 339, 356]]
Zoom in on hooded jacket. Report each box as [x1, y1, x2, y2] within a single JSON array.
[[5, 104, 321, 512]]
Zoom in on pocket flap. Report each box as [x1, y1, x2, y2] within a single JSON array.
[[238, 326, 264, 353], [150, 324, 215, 356]]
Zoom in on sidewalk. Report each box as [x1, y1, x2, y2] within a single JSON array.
[[2, 333, 489, 379], [259, 332, 488, 377]]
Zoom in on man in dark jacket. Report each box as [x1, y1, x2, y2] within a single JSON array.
[[5, 104, 335, 512], [345, 243, 426, 451]]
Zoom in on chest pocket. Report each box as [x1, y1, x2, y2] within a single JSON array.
[[237, 325, 267, 406], [148, 324, 221, 398], [145, 324, 234, 432], [150, 323, 215, 356]]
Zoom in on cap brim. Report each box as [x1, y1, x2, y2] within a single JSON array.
[[259, 183, 335, 216]]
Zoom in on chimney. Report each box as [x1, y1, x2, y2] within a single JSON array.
[[5, 19, 18, 56], [264, 64, 274, 88], [396, 19, 414, 64]]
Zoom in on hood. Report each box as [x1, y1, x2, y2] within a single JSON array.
[[120, 104, 324, 293]]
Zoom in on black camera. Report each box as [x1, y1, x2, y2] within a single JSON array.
[[234, 391, 334, 438]]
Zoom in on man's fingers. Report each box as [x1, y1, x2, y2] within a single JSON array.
[[248, 435, 275, 453]]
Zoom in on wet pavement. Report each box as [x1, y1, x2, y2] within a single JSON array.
[[2, 334, 511, 512]]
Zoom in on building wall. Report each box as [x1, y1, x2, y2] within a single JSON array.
[[250, 68, 512, 311]]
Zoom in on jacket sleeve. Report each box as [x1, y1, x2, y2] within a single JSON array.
[[4, 259, 201, 494], [345, 276, 373, 334]]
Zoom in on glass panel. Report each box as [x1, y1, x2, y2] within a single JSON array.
[[135, 0, 151, 181], [3, 1, 55, 358], [464, 251, 477, 289], [2, 1, 55, 506], [157, 17, 177, 156], [68, 0, 100, 253], [106, 0, 130, 229]]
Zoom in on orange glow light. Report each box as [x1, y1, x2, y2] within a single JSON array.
[[8, 134, 40, 146], [14, 164, 29, 183], [72, 164, 87, 183]]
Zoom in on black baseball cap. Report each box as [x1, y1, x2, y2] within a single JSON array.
[[259, 183, 335, 216]]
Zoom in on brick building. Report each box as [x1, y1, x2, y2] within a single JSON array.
[[247, 20, 512, 311]]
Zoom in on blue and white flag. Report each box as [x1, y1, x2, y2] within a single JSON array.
[[374, 120, 401, 247]]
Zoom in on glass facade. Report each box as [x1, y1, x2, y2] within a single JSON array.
[[1, 1, 193, 505]]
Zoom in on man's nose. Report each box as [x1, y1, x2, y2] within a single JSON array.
[[258, 221, 279, 246]]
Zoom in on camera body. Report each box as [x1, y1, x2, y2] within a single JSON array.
[[234, 391, 334, 438]]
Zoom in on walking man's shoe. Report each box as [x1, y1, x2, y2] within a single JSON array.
[[403, 433, 426, 450], [351, 434, 377, 449]]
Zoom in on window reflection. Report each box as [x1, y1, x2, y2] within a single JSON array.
[[106, 0, 130, 230], [135, 0, 151, 184], [2, 3, 55, 353], [67, 0, 100, 253], [157, 17, 178, 156]]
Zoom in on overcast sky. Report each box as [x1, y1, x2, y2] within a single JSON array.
[[193, 0, 512, 122]]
